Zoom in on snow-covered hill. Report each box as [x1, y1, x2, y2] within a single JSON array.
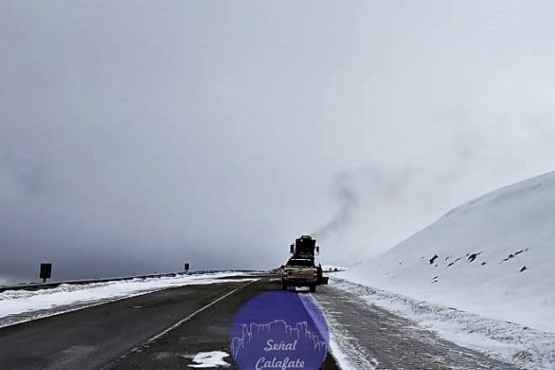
[[343, 171, 555, 334]]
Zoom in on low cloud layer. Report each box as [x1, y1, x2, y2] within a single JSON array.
[[3, 2, 555, 282]]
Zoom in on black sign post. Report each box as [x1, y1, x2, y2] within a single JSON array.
[[40, 263, 52, 283], [184, 263, 190, 273]]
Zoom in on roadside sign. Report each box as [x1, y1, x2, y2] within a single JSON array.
[[40, 263, 52, 283]]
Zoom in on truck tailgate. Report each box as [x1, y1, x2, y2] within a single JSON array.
[[284, 267, 316, 280]]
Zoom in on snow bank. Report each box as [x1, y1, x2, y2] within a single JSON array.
[[343, 171, 555, 334], [0, 272, 253, 327], [331, 278, 555, 370]]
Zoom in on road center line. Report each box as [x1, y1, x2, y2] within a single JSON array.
[[105, 279, 259, 369]]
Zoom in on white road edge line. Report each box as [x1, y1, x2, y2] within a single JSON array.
[[143, 280, 257, 346], [309, 291, 378, 370], [106, 279, 260, 368]]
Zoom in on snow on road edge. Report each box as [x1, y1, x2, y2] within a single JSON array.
[[331, 278, 555, 370], [308, 292, 378, 370], [0, 272, 256, 328]]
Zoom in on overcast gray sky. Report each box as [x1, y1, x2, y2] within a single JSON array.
[[2, 1, 555, 283]]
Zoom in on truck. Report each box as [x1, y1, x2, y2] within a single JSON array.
[[281, 235, 321, 292]]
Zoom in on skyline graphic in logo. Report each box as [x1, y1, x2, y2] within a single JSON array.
[[230, 291, 329, 370]]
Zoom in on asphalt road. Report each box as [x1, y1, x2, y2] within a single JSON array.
[[0, 274, 339, 370], [0, 274, 523, 369], [313, 283, 524, 370]]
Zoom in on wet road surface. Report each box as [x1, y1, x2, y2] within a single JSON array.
[[0, 273, 522, 369]]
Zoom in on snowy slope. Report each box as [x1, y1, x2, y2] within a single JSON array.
[[343, 171, 555, 333]]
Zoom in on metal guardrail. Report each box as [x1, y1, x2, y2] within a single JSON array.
[[0, 269, 260, 293]]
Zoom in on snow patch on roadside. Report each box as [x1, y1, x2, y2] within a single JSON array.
[[332, 278, 555, 370], [0, 272, 255, 328]]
